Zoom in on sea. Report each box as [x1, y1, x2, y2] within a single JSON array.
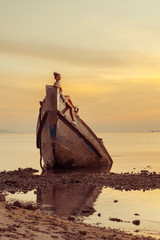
[[0, 132, 160, 239]]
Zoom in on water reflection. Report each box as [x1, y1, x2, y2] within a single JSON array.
[[37, 185, 102, 217]]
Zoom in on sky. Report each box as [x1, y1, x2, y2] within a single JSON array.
[[0, 0, 160, 133]]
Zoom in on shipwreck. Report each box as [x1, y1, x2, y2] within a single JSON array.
[[36, 86, 113, 171]]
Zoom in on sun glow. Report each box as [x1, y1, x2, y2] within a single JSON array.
[[0, 0, 160, 132]]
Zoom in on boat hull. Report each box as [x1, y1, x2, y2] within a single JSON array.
[[36, 86, 113, 170]]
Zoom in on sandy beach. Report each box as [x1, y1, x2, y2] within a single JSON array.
[[0, 200, 156, 240], [0, 168, 160, 240]]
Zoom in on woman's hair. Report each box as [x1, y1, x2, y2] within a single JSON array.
[[53, 72, 60, 79]]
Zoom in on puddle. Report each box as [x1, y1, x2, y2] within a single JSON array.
[[83, 187, 160, 239], [5, 190, 36, 204], [36, 185, 101, 217], [5, 185, 160, 239]]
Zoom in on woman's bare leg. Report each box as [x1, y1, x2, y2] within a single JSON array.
[[65, 96, 75, 109], [66, 101, 75, 121]]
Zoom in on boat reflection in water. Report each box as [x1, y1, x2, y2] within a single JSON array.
[[37, 184, 102, 218]]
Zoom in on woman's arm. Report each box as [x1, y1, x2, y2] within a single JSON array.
[[54, 83, 62, 91]]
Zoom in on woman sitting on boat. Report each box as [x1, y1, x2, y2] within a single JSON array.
[[53, 72, 79, 126]]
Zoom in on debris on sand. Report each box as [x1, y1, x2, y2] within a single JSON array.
[[1, 168, 160, 194]]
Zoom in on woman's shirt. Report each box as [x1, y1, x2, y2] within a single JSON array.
[[54, 81, 67, 103]]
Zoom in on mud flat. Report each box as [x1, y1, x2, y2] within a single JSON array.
[[0, 168, 160, 240], [0, 168, 160, 193]]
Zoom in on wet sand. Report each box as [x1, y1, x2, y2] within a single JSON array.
[[0, 201, 156, 240], [0, 168, 160, 240]]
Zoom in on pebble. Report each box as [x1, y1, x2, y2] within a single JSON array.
[[132, 220, 140, 226]]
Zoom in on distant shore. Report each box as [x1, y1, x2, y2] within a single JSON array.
[[0, 168, 160, 240]]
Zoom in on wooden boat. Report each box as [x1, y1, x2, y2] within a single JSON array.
[[36, 85, 113, 171]]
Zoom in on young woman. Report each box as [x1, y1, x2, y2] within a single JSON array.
[[53, 72, 79, 126]]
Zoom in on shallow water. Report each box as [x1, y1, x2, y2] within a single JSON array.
[[1, 132, 160, 173], [98, 132, 160, 173], [1, 132, 160, 238], [83, 188, 160, 238], [0, 133, 40, 172]]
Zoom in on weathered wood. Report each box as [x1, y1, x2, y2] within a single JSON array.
[[36, 86, 113, 170]]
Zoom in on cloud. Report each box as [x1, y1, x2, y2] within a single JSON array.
[[0, 38, 157, 69], [71, 79, 160, 128]]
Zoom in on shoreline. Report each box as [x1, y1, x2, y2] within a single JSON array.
[[0, 201, 156, 240], [1, 168, 160, 240]]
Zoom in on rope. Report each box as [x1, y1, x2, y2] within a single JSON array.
[[40, 154, 45, 172], [38, 106, 45, 173]]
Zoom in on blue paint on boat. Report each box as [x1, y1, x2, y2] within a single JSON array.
[[50, 124, 57, 138], [45, 122, 50, 135]]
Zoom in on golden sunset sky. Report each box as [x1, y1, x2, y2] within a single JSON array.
[[0, 0, 160, 133]]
